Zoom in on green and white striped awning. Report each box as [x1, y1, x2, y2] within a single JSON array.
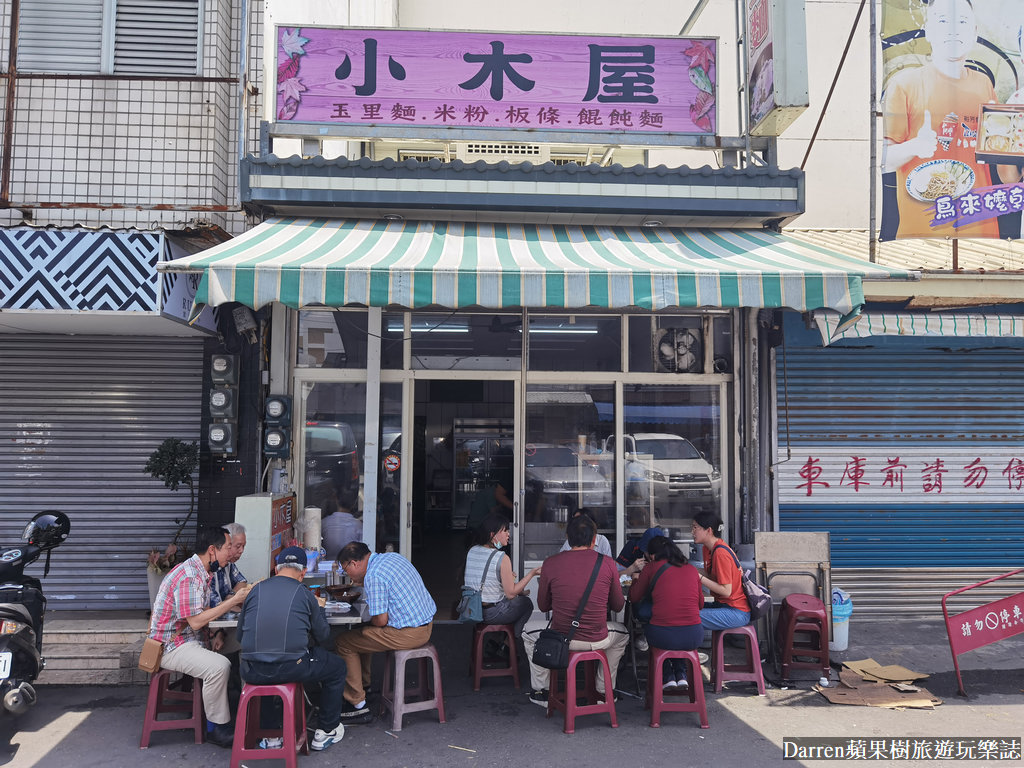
[[158, 218, 914, 313], [815, 310, 1024, 345]]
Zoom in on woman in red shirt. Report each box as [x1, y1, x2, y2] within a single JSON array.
[[626, 535, 703, 690], [691, 511, 750, 631]]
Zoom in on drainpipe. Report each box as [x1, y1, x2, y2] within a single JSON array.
[[1, 0, 20, 207]]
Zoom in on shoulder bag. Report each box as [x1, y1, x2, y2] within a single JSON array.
[[712, 543, 771, 621], [457, 548, 501, 624], [532, 553, 605, 670], [633, 562, 670, 623], [138, 623, 184, 674]]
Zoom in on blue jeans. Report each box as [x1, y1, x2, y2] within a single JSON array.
[[241, 646, 347, 732], [644, 623, 704, 682], [699, 605, 750, 631]]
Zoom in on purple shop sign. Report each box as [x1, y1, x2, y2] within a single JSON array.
[[276, 27, 717, 136], [929, 182, 1024, 229]]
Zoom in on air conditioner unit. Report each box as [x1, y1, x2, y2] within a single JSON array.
[[652, 327, 704, 373], [455, 142, 550, 164]]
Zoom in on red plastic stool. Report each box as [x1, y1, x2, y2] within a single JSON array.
[[645, 648, 708, 728], [230, 682, 308, 768], [469, 623, 520, 691], [381, 644, 447, 732], [546, 649, 619, 734], [776, 593, 830, 679], [139, 670, 204, 748], [711, 625, 766, 695]]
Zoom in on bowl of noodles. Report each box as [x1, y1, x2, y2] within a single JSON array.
[[906, 159, 975, 203]]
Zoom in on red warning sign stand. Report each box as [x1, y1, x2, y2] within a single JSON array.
[[942, 568, 1024, 697]]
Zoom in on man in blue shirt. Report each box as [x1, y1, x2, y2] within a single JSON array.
[[236, 546, 347, 752], [334, 541, 436, 723]]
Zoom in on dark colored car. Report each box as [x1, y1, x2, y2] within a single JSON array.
[[304, 421, 360, 505]]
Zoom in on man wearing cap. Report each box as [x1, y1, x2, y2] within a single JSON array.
[[333, 541, 436, 723], [235, 546, 347, 752], [615, 526, 664, 570]]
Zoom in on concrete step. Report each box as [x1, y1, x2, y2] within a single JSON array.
[[45, 628, 148, 644], [41, 644, 122, 670]]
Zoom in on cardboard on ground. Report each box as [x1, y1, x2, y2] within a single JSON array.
[[841, 658, 929, 683]]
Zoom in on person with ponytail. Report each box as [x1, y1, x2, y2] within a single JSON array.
[[625, 535, 703, 690], [690, 511, 750, 630], [463, 512, 541, 645]]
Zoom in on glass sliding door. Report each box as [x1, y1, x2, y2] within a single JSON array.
[[523, 383, 616, 561]]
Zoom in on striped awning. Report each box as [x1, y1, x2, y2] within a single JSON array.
[[815, 310, 1024, 345], [157, 218, 915, 313]]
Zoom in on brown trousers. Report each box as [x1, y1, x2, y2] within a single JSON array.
[[334, 623, 433, 705]]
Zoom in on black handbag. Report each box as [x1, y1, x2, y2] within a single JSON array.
[[632, 563, 670, 623], [531, 553, 605, 670]]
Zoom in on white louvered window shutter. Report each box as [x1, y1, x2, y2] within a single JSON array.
[[114, 0, 200, 76], [18, 0, 106, 74]]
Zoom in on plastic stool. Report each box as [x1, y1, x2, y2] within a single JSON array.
[[139, 670, 204, 748], [645, 648, 708, 728], [470, 623, 520, 691], [230, 682, 308, 768], [776, 594, 830, 679], [711, 625, 766, 695], [546, 649, 619, 734], [381, 644, 447, 732]]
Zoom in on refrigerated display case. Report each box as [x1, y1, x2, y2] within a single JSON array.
[[450, 418, 514, 530]]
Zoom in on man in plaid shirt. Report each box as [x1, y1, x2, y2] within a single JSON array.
[[333, 541, 436, 723], [148, 525, 248, 748]]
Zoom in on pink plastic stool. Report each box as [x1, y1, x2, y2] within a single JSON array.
[[470, 623, 520, 691], [776, 594, 829, 679], [139, 670, 204, 748], [645, 647, 709, 728], [229, 682, 308, 768], [546, 649, 619, 734], [711, 624, 766, 695], [381, 644, 447, 732]]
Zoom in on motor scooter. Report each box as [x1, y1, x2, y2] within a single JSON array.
[[0, 511, 70, 715]]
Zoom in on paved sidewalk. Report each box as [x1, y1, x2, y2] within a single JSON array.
[[2, 618, 1022, 768]]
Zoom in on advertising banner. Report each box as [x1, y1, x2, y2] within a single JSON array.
[[881, 0, 1024, 240], [275, 27, 717, 136], [746, 0, 808, 136]]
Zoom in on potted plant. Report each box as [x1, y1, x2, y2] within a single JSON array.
[[143, 438, 200, 605]]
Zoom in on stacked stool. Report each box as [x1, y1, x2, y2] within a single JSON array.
[[645, 648, 708, 728], [775, 593, 830, 680], [139, 670, 204, 748], [381, 643, 447, 732], [469, 623, 520, 690], [710, 624, 766, 695], [230, 681, 308, 768], [546, 649, 618, 734]]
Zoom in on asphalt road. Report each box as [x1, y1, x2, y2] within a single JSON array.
[[2, 620, 1022, 768]]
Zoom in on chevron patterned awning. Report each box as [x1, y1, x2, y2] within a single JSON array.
[[158, 218, 915, 313]]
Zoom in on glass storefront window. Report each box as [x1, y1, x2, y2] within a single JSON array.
[[302, 382, 367, 556], [297, 310, 368, 368], [377, 383, 403, 552], [616, 384, 722, 548], [406, 313, 522, 370], [523, 384, 616, 561], [381, 312, 405, 369], [528, 315, 621, 372]]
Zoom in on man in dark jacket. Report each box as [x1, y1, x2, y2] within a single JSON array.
[[235, 546, 346, 752]]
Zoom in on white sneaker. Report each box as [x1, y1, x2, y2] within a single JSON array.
[[311, 724, 344, 751], [258, 737, 284, 750], [677, 677, 690, 691], [662, 679, 678, 690], [635, 636, 649, 653]]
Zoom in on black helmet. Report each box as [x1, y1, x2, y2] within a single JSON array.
[[22, 510, 71, 550]]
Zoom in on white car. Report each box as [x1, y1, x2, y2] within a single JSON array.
[[523, 444, 613, 508], [605, 432, 721, 506]]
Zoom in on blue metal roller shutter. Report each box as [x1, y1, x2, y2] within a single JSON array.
[[775, 328, 1024, 618]]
